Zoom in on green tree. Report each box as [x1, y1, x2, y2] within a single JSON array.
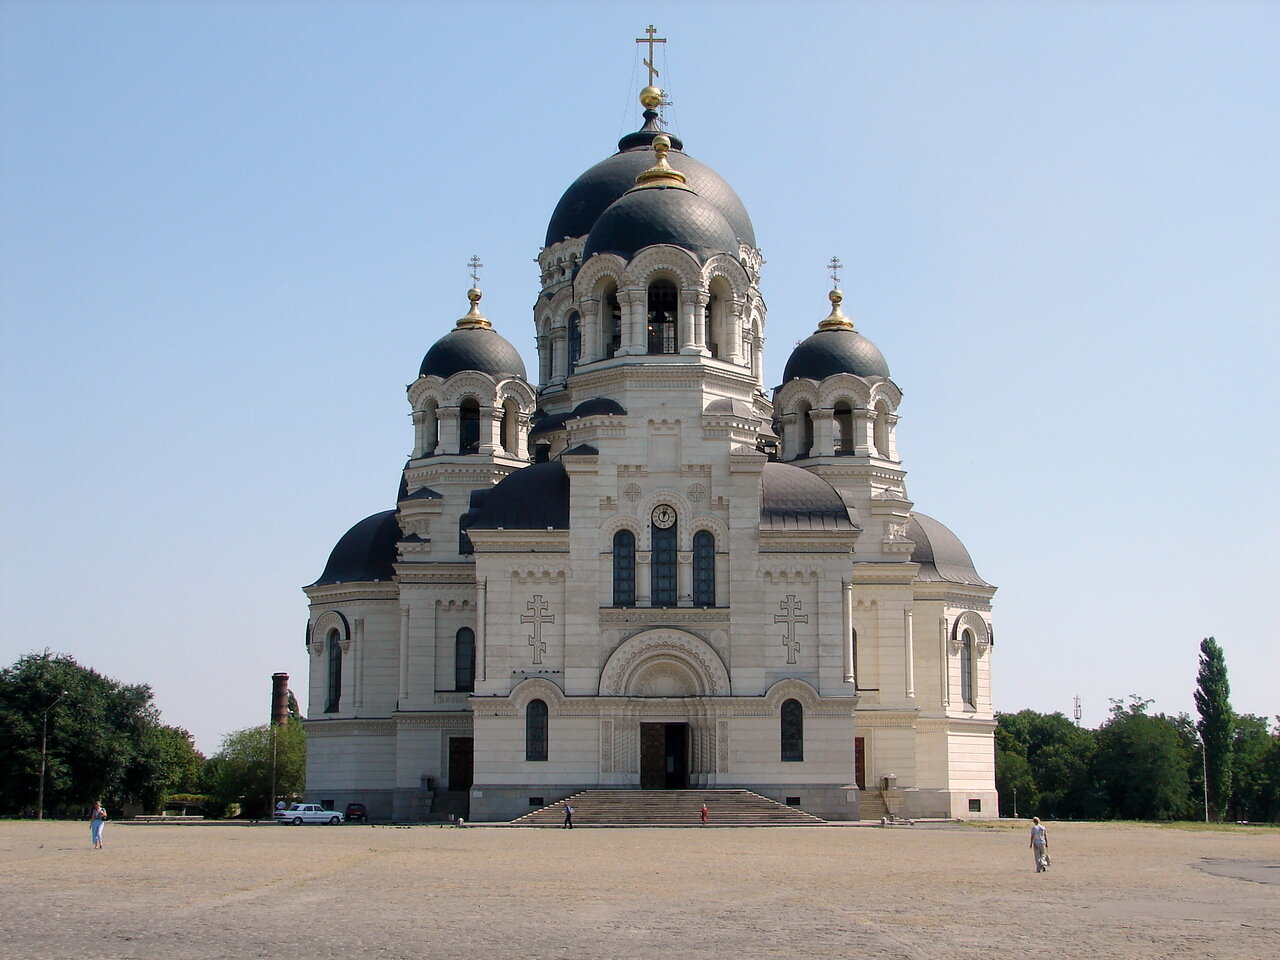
[[1193, 637, 1234, 820], [1230, 714, 1280, 822], [996, 709, 1098, 818], [1093, 697, 1191, 820], [205, 721, 306, 818], [0, 651, 194, 817]]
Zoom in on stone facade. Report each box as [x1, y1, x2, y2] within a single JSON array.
[[302, 79, 997, 822]]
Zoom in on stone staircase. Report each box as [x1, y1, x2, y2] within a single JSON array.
[[511, 789, 826, 827]]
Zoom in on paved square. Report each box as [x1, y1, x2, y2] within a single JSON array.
[[2, 820, 1276, 959]]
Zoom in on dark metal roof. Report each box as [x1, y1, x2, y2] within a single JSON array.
[[572, 397, 627, 418], [782, 328, 890, 384], [312, 510, 399, 585], [908, 512, 991, 586], [582, 185, 740, 264], [548, 145, 755, 249], [469, 462, 570, 530], [402, 485, 442, 500], [562, 443, 599, 456], [528, 412, 571, 439], [419, 326, 527, 380], [703, 397, 757, 418], [759, 462, 856, 531]]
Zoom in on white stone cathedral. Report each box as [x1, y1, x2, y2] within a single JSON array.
[[302, 77, 997, 822]]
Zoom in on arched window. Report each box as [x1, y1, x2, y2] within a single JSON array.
[[525, 699, 548, 761], [423, 399, 439, 456], [704, 295, 720, 358], [567, 312, 581, 373], [458, 514, 473, 555], [796, 402, 814, 459], [692, 530, 715, 607], [605, 288, 622, 358], [874, 400, 891, 458], [612, 529, 636, 607], [647, 280, 678, 354], [501, 398, 520, 456], [650, 516, 677, 606], [960, 629, 975, 706], [781, 698, 804, 761], [454, 628, 475, 692], [834, 401, 854, 454], [458, 397, 481, 454], [324, 628, 342, 713]]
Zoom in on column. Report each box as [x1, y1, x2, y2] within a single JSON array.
[[904, 608, 915, 699], [636, 551, 651, 605], [939, 616, 950, 707], [726, 300, 745, 363], [842, 580, 855, 684], [581, 300, 600, 363], [398, 606, 410, 701], [354, 618, 365, 707], [677, 550, 693, 605], [476, 580, 487, 682], [436, 408, 459, 455], [537, 335, 551, 383], [411, 410, 427, 458], [478, 408, 502, 455], [853, 408, 876, 456], [621, 288, 645, 355], [810, 409, 835, 457]]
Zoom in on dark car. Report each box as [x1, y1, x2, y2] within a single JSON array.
[[344, 802, 368, 823]]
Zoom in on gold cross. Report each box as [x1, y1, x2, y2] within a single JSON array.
[[636, 24, 666, 87], [827, 256, 843, 288], [467, 255, 483, 287]]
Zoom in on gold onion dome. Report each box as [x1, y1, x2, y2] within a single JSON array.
[[455, 286, 492, 330], [817, 288, 856, 332]]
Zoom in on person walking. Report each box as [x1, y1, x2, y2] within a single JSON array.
[[90, 800, 108, 849], [1029, 816, 1048, 872], [700, 803, 708, 825], [563, 804, 574, 829]]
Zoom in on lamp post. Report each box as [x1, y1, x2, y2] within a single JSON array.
[[37, 690, 68, 821], [1199, 731, 1210, 823]]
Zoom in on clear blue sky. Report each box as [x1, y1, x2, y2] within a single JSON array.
[[3, 2, 1277, 754]]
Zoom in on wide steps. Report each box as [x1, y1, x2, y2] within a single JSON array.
[[512, 789, 825, 826]]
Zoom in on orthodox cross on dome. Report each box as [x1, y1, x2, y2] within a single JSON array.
[[467, 255, 483, 287], [827, 256, 843, 289], [775, 595, 809, 665], [521, 594, 555, 665], [636, 24, 666, 87]]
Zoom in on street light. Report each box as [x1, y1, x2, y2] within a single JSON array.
[[37, 690, 68, 821]]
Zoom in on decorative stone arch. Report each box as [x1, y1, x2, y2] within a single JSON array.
[[599, 629, 731, 697], [573, 253, 627, 298], [951, 610, 991, 655], [700, 253, 750, 301], [867, 380, 903, 411], [816, 374, 873, 409], [309, 610, 351, 656], [763, 677, 821, 713], [624, 244, 703, 291], [509, 676, 567, 713], [598, 513, 644, 544], [407, 375, 445, 413], [638, 487, 692, 547], [683, 513, 730, 552], [494, 378, 537, 409], [439, 371, 502, 406], [775, 379, 821, 412]]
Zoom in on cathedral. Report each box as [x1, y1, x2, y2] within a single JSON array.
[[301, 62, 997, 822]]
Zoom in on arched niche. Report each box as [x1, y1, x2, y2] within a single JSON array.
[[598, 629, 730, 697]]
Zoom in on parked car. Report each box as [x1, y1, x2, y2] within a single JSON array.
[[344, 802, 368, 823], [274, 803, 344, 825]]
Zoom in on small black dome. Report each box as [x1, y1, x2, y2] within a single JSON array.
[[528, 411, 571, 439], [908, 513, 991, 586], [547, 145, 755, 249], [759, 462, 855, 531], [782, 328, 890, 383], [582, 185, 740, 263], [571, 397, 626, 418], [469, 462, 570, 530], [419, 327, 527, 381], [312, 510, 399, 586]]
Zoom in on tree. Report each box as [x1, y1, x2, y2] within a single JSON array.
[[204, 721, 306, 818], [0, 651, 200, 816], [1093, 697, 1192, 820], [996, 709, 1098, 819], [1194, 637, 1234, 820], [1230, 715, 1280, 822]]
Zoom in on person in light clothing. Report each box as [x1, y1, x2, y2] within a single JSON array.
[[90, 801, 108, 849], [1029, 817, 1048, 872]]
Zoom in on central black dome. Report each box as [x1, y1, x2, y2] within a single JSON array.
[[582, 184, 740, 263]]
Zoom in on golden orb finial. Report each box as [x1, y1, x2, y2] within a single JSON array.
[[633, 132, 686, 188], [456, 285, 492, 330], [640, 85, 663, 110], [817, 287, 855, 332]]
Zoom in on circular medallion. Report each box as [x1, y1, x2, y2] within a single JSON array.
[[687, 482, 706, 502], [651, 504, 676, 529], [623, 483, 642, 502]]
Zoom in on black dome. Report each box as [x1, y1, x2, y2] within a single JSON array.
[[759, 462, 855, 531], [547, 146, 755, 249], [571, 397, 626, 418], [908, 513, 991, 586], [312, 510, 399, 586], [419, 327, 527, 380], [782, 328, 891, 383], [469, 462, 570, 530], [582, 185, 739, 263]]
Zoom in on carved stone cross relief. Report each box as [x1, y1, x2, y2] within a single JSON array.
[[521, 594, 555, 665], [775, 595, 808, 664]]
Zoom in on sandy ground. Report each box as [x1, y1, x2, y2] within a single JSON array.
[[1, 819, 1276, 960]]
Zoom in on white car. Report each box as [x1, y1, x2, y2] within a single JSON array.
[[274, 803, 344, 825]]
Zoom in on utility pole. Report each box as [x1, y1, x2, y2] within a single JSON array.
[[37, 690, 68, 820], [1200, 732, 1210, 823]]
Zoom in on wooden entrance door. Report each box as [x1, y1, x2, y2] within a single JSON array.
[[448, 736, 473, 791], [640, 723, 689, 789]]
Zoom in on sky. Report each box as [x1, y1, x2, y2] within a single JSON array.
[[2, 1, 1277, 754]]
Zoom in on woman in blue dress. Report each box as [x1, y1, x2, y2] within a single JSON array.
[[90, 800, 107, 849]]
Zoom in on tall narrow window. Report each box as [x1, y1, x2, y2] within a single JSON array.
[[705, 296, 719, 358], [424, 399, 439, 455], [834, 401, 854, 454], [647, 280, 678, 354], [612, 529, 636, 607], [454, 628, 475, 692], [605, 289, 621, 358], [796, 402, 814, 458], [874, 400, 891, 458], [781, 699, 804, 761], [567, 312, 581, 373], [692, 530, 715, 607], [459, 398, 481, 454], [325, 628, 342, 713], [650, 519, 677, 607], [960, 629, 975, 706], [525, 699, 548, 761], [458, 514, 473, 555]]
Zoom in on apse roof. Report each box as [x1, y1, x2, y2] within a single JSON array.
[[908, 512, 991, 586], [759, 462, 856, 531], [312, 510, 399, 586]]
